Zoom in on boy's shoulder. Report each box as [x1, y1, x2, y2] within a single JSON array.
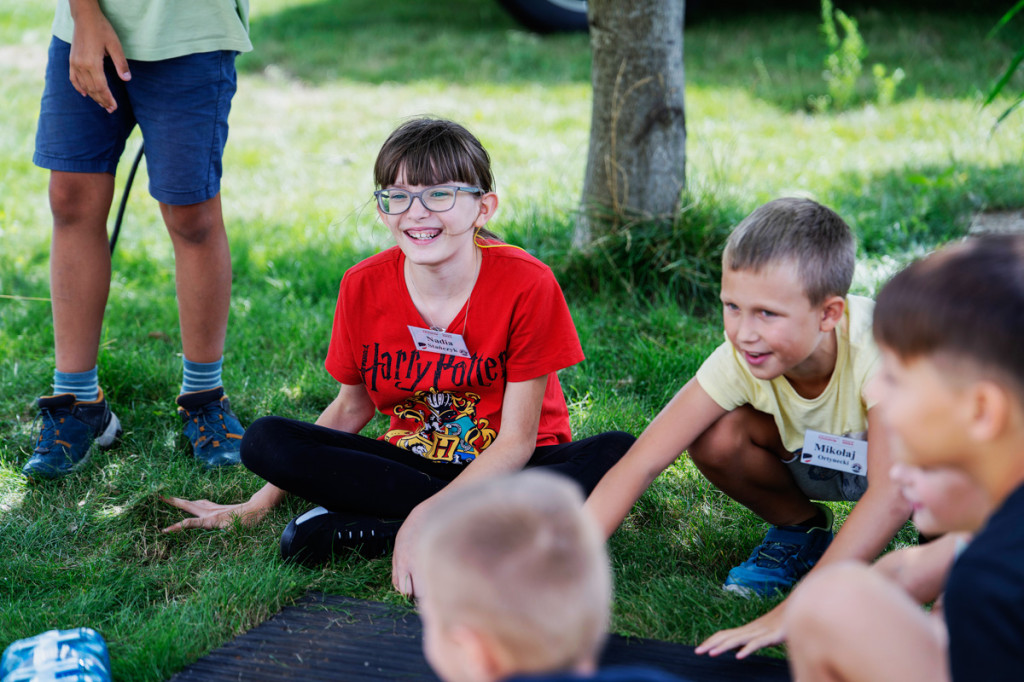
[[944, 483, 1024, 679], [845, 293, 874, 321], [844, 294, 875, 342], [946, 483, 1024, 613], [842, 295, 880, 382], [959, 483, 1024, 559]]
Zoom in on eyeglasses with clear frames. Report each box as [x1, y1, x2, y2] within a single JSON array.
[[373, 185, 484, 215]]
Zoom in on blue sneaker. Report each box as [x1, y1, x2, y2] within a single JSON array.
[[176, 387, 244, 469], [723, 505, 834, 598], [22, 391, 122, 481]]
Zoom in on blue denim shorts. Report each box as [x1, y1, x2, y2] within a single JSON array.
[[34, 37, 238, 206]]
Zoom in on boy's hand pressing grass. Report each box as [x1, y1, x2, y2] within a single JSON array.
[[695, 603, 786, 659]]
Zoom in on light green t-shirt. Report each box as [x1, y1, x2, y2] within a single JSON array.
[[53, 0, 252, 62], [695, 294, 880, 453]]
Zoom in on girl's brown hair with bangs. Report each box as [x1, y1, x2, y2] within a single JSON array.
[[374, 117, 499, 241], [374, 117, 495, 192]]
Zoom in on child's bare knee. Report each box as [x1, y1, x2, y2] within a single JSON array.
[[162, 201, 223, 245], [689, 410, 748, 469], [49, 173, 111, 230]]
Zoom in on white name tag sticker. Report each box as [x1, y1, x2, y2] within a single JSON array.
[[408, 326, 471, 358], [801, 429, 868, 476]]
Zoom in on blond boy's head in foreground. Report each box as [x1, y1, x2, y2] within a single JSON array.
[[873, 233, 1024, 503], [416, 471, 611, 682]]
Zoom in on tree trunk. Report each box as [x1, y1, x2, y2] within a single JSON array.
[[577, 0, 686, 245]]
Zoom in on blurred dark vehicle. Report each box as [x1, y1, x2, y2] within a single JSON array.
[[495, 0, 1013, 33], [494, 0, 706, 32]]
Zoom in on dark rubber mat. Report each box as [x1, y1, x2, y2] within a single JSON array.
[[168, 593, 790, 681]]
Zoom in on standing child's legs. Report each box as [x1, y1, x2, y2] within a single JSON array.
[[129, 49, 245, 468], [161, 195, 231, 365], [786, 562, 948, 682], [166, 195, 244, 469], [26, 37, 245, 476], [21, 171, 125, 480], [24, 37, 134, 479], [35, 36, 129, 385], [690, 406, 834, 596], [49, 171, 115, 374]]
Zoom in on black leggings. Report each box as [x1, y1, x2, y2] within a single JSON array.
[[240, 416, 635, 519]]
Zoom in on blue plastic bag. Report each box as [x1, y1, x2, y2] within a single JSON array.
[[0, 628, 111, 682]]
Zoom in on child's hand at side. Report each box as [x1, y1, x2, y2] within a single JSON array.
[[68, 0, 131, 113], [695, 603, 786, 659]]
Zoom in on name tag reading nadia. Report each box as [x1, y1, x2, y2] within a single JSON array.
[[801, 429, 868, 476], [408, 325, 471, 358]]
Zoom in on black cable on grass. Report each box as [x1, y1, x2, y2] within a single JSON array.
[[110, 143, 144, 255]]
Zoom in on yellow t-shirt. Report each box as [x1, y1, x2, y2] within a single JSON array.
[[52, 0, 252, 62], [695, 295, 880, 453]]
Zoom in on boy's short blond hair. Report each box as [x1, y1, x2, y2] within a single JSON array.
[[418, 471, 611, 674], [723, 197, 856, 305]]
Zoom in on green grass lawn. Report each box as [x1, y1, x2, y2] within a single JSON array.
[[2, 0, 1023, 678]]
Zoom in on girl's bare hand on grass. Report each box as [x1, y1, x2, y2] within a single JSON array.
[[160, 496, 267, 533]]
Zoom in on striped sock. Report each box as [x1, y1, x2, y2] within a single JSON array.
[[181, 357, 223, 394], [53, 366, 100, 402]]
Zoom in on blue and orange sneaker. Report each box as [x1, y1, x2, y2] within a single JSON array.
[[723, 505, 834, 598], [22, 391, 122, 480], [176, 387, 244, 469]]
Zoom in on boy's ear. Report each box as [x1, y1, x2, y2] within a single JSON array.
[[448, 624, 508, 682], [473, 193, 499, 228], [818, 295, 846, 333], [966, 379, 1011, 443]]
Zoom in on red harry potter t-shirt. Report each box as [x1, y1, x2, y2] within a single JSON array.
[[324, 240, 583, 463]]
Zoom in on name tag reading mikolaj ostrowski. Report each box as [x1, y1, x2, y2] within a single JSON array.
[[408, 325, 471, 358], [801, 429, 868, 476]]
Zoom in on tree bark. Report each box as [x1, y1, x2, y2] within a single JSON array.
[[577, 0, 686, 244]]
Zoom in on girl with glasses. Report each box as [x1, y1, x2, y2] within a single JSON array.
[[163, 117, 634, 597]]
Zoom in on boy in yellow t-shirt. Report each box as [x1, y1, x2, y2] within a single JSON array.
[[585, 197, 910, 656]]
